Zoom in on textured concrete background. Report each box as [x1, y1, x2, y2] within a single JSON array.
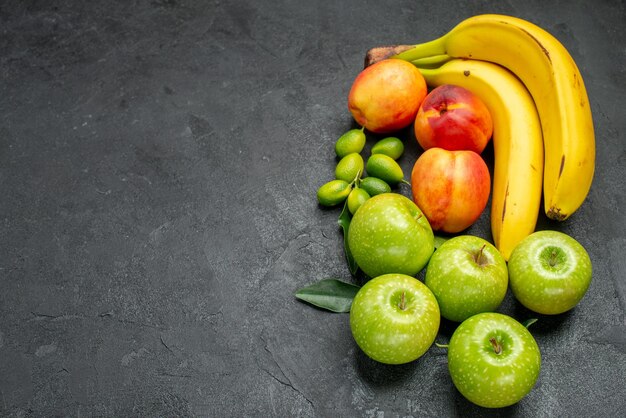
[[1, 0, 625, 416]]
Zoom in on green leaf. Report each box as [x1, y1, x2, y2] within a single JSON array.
[[295, 279, 361, 313], [522, 318, 539, 329], [434, 235, 450, 249], [338, 200, 359, 275]]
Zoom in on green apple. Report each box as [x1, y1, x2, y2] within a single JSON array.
[[348, 193, 434, 278], [350, 273, 440, 364], [448, 312, 541, 408], [508, 230, 592, 315], [425, 235, 508, 322]]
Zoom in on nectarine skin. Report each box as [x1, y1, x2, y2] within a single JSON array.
[[411, 148, 490, 233], [414, 85, 493, 154], [348, 59, 427, 134]]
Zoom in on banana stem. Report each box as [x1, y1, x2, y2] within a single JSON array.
[[414, 67, 440, 84], [411, 54, 452, 69], [392, 37, 447, 62]]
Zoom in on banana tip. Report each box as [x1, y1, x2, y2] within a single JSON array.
[[546, 207, 569, 221]]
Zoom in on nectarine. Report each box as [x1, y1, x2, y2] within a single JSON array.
[[414, 85, 493, 154], [411, 147, 490, 233], [348, 59, 427, 134]]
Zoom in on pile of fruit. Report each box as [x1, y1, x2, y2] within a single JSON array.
[[296, 14, 595, 409]]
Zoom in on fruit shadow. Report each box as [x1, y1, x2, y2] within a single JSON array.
[[451, 392, 524, 417], [352, 344, 424, 389], [508, 295, 577, 337], [495, 285, 576, 335]]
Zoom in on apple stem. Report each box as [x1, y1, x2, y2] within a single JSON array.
[[398, 290, 407, 311], [400, 179, 412, 187], [475, 244, 487, 266], [489, 337, 503, 355], [549, 249, 558, 267]]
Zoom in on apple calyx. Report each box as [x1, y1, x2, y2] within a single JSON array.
[[489, 337, 503, 355]]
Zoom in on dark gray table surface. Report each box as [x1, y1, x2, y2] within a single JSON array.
[[1, 1, 625, 416]]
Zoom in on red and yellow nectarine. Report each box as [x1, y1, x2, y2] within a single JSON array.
[[411, 147, 490, 233], [414, 85, 493, 154], [348, 59, 427, 134]]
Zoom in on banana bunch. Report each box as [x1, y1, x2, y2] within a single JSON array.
[[375, 14, 596, 259]]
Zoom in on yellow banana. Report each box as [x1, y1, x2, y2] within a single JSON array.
[[395, 14, 595, 221], [416, 59, 543, 260]]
